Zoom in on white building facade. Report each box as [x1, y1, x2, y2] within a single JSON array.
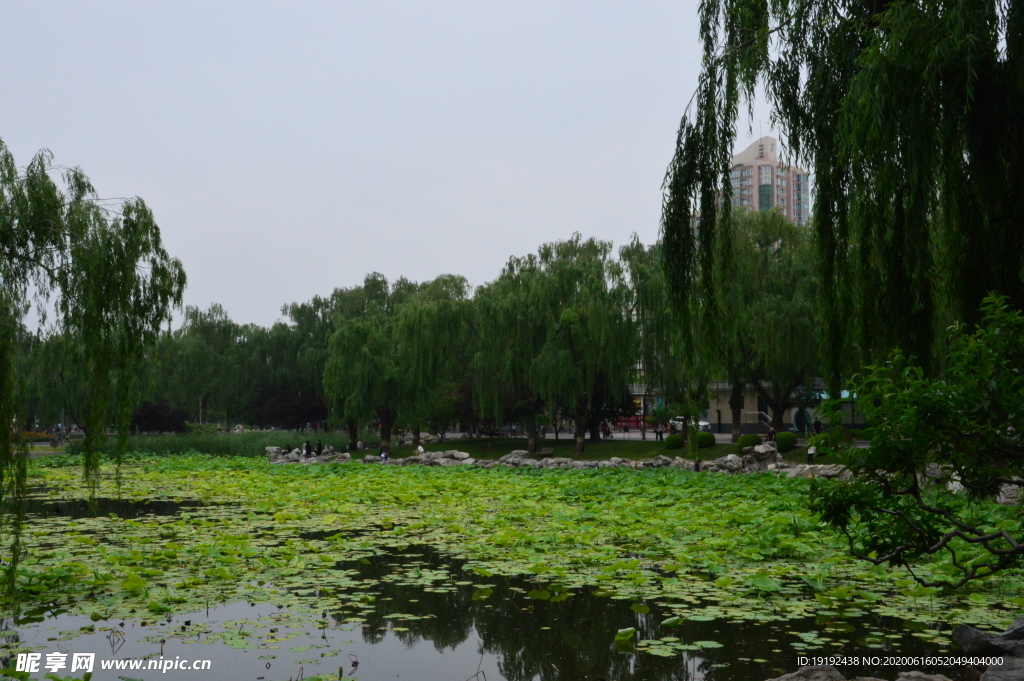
[[727, 137, 810, 226]]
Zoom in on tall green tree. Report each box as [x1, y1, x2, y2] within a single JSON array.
[[619, 237, 697, 440], [663, 0, 1024, 389], [325, 274, 410, 455], [0, 140, 184, 589], [397, 274, 471, 447], [530, 235, 635, 456], [472, 257, 548, 453], [729, 209, 819, 432]]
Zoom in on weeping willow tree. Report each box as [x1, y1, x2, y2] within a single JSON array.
[[472, 256, 549, 452], [397, 274, 471, 447], [529, 235, 636, 456], [619, 237, 705, 439], [663, 0, 1024, 389], [1, 141, 185, 590]]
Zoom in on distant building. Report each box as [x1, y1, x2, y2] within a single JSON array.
[[727, 137, 810, 226]]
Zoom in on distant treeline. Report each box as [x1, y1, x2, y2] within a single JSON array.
[[16, 211, 819, 456]]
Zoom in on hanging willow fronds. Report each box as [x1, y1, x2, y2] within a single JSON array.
[[0, 139, 185, 591], [663, 0, 1024, 390]]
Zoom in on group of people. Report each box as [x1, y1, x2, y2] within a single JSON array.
[[284, 440, 324, 458]]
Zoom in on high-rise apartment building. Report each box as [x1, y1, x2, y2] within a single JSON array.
[[727, 137, 811, 226]]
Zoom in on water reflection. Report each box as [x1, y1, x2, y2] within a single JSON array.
[[336, 548, 956, 681], [23, 497, 208, 519], [3, 501, 965, 681]]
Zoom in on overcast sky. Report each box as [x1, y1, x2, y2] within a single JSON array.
[[2, 1, 775, 327]]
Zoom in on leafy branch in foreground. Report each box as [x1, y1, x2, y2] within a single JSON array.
[[810, 295, 1024, 589]]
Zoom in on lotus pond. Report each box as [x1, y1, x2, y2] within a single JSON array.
[[2, 455, 1022, 681]]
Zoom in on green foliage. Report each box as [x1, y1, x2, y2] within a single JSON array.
[[664, 0, 1024, 389], [695, 432, 716, 449], [664, 434, 685, 450], [14, 456, 1021, 638], [737, 434, 761, 448], [775, 432, 797, 453], [0, 140, 184, 593], [811, 296, 1024, 588]]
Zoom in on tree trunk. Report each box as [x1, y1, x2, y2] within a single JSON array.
[[412, 424, 421, 448], [377, 408, 396, 455], [641, 394, 648, 441], [574, 417, 586, 456], [588, 407, 602, 442], [526, 415, 538, 455], [751, 373, 800, 433], [729, 379, 744, 443], [347, 420, 359, 452]]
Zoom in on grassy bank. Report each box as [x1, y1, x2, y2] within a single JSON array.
[[66, 430, 370, 458]]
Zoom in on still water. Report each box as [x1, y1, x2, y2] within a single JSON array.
[[2, 499, 971, 681]]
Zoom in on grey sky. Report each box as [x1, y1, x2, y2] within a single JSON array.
[[2, 1, 774, 327]]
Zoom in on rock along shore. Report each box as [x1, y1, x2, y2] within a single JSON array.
[[265, 442, 853, 479]]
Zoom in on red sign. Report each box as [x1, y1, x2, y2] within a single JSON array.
[[613, 416, 644, 429]]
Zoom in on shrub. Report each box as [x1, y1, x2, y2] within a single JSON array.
[[664, 434, 685, 450], [695, 432, 716, 449], [775, 431, 797, 452], [737, 434, 762, 448]]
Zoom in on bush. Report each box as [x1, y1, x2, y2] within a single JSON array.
[[695, 432, 716, 449], [664, 434, 685, 450], [737, 434, 762, 448], [775, 431, 797, 452]]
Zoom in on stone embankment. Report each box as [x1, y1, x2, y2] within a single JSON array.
[[765, 617, 1024, 681], [265, 442, 853, 479]]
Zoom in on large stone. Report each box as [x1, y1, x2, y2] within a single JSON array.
[[766, 665, 846, 681], [817, 464, 848, 478], [981, 659, 1024, 681], [898, 673, 954, 681], [997, 484, 1022, 506], [652, 455, 673, 468], [1003, 616, 1024, 641], [753, 443, 777, 459], [461, 458, 476, 466], [713, 453, 744, 471], [452, 451, 470, 461], [953, 622, 1024, 657]]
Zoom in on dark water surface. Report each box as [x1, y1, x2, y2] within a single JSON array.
[[2, 499, 981, 681], [22, 496, 207, 519]]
